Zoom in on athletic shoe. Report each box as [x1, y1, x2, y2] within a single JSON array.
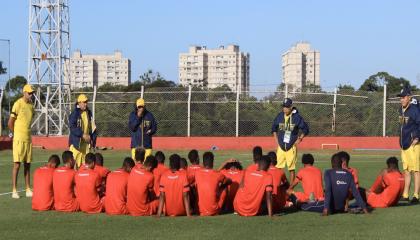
[[25, 189, 33, 198], [400, 197, 410, 202], [12, 191, 20, 199], [410, 197, 419, 204]]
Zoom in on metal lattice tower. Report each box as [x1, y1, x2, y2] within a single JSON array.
[[28, 0, 71, 136]]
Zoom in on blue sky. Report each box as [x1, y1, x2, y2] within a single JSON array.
[[1, 0, 419, 91]]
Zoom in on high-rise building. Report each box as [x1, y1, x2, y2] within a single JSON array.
[[65, 50, 131, 89], [282, 42, 320, 91], [179, 45, 250, 93]]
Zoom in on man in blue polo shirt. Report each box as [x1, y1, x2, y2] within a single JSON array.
[[272, 98, 309, 182], [397, 87, 420, 203]]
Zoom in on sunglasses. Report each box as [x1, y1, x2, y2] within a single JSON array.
[[137, 106, 144, 109], [28, 92, 34, 95]]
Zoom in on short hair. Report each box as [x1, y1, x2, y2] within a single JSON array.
[[203, 152, 214, 168], [386, 157, 399, 169], [134, 147, 146, 163], [95, 153, 104, 166], [258, 155, 271, 171], [85, 153, 96, 165], [225, 161, 243, 170], [62, 151, 74, 164], [337, 151, 350, 164], [48, 154, 60, 166], [169, 154, 181, 171], [253, 146, 263, 163], [302, 153, 315, 165], [267, 151, 277, 166], [155, 151, 165, 164], [188, 149, 199, 164], [143, 155, 158, 170], [180, 158, 188, 169], [122, 157, 135, 169], [331, 153, 342, 168]]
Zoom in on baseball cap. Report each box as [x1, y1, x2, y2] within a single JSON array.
[[77, 94, 88, 103], [282, 98, 293, 108], [23, 84, 35, 93], [136, 98, 145, 107], [397, 87, 412, 97]]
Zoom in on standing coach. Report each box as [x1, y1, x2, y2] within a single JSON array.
[[272, 98, 309, 183], [128, 98, 157, 159]]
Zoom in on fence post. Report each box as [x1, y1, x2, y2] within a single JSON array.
[[0, 88, 3, 135], [383, 84, 387, 137], [140, 85, 144, 99], [92, 85, 97, 122], [187, 85, 192, 137], [236, 85, 240, 137], [285, 84, 288, 99], [332, 87, 337, 133], [45, 86, 50, 136]]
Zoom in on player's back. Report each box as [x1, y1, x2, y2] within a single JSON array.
[[32, 166, 55, 211], [127, 167, 155, 216], [53, 166, 78, 212], [160, 170, 190, 216], [75, 167, 102, 213], [234, 169, 273, 216], [195, 168, 225, 216], [153, 163, 169, 196], [104, 169, 130, 215], [298, 166, 324, 200]]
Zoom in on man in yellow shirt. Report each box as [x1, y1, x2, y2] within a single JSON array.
[[8, 84, 35, 199], [69, 94, 97, 168]]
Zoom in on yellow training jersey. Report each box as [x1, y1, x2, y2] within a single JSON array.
[[81, 111, 90, 135], [11, 98, 34, 142]]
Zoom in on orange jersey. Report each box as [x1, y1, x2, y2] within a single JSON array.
[[153, 163, 169, 196], [75, 167, 103, 213], [187, 164, 202, 183], [234, 169, 273, 216], [367, 171, 404, 208], [32, 166, 55, 211], [195, 168, 226, 216], [104, 169, 130, 215], [127, 167, 158, 216], [220, 169, 244, 211], [53, 166, 79, 212], [246, 163, 258, 172], [268, 166, 288, 211], [295, 166, 324, 202], [159, 170, 190, 216], [94, 165, 110, 181]]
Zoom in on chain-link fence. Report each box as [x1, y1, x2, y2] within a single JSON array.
[[1, 85, 419, 137]]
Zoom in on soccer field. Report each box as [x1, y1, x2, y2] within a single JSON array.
[[0, 148, 419, 240]]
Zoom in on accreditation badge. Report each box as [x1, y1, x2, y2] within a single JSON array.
[[283, 130, 291, 143]]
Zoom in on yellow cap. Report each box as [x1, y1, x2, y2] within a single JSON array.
[[23, 84, 35, 93], [136, 98, 145, 107], [77, 94, 88, 103]]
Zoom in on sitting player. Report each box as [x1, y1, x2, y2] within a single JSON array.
[[94, 153, 110, 196], [322, 153, 368, 215], [32, 155, 60, 211], [127, 155, 159, 216], [338, 151, 359, 188], [75, 153, 103, 214], [195, 152, 231, 216], [234, 155, 273, 217], [153, 151, 169, 198], [219, 158, 244, 212], [287, 154, 324, 204], [366, 157, 404, 208], [157, 154, 191, 217], [187, 149, 201, 214], [134, 147, 146, 168], [246, 146, 263, 171], [267, 152, 289, 212], [104, 157, 135, 215], [53, 151, 79, 212]]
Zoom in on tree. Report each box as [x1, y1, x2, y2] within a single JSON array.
[[138, 69, 165, 85], [337, 84, 355, 94], [359, 72, 415, 94]]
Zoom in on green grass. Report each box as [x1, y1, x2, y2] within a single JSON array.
[[0, 148, 419, 240]]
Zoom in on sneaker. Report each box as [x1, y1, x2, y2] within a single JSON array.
[[410, 197, 419, 204], [25, 189, 33, 198], [400, 196, 410, 202], [12, 191, 20, 199]]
